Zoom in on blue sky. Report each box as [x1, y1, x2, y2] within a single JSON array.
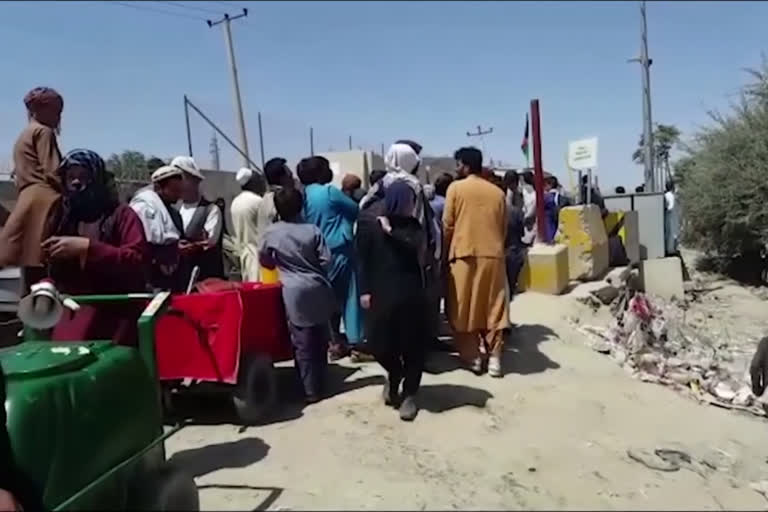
[[0, 0, 765, 188]]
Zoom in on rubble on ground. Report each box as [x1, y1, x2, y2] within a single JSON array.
[[571, 268, 768, 418]]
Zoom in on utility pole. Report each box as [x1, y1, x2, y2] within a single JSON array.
[[209, 132, 220, 171], [466, 125, 493, 157], [310, 127, 314, 156], [348, 135, 352, 151], [628, 1, 655, 192], [207, 8, 250, 169]]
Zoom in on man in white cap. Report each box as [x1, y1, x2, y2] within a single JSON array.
[[170, 155, 225, 283], [129, 165, 185, 290], [230, 166, 265, 282]]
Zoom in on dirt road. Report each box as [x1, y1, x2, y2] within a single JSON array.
[[166, 286, 768, 511]]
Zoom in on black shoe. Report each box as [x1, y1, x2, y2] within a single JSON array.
[[382, 377, 400, 407], [399, 395, 418, 421], [305, 394, 321, 404], [430, 337, 454, 353]]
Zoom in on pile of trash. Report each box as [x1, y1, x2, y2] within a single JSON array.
[[572, 281, 766, 417]]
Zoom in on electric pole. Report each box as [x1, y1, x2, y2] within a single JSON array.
[[209, 132, 220, 171], [466, 125, 493, 158], [628, 1, 655, 191], [310, 127, 315, 156], [207, 9, 250, 169]]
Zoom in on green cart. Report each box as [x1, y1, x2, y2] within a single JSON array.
[[3, 292, 199, 511]]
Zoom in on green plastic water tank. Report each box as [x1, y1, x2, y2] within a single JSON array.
[[2, 341, 163, 510]]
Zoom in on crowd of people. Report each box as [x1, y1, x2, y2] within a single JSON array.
[[0, 86, 585, 426]]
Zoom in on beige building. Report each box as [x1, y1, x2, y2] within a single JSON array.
[[318, 150, 385, 189]]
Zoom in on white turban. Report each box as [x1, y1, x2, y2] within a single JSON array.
[[236, 167, 253, 186], [151, 165, 182, 183], [385, 143, 421, 175], [170, 155, 203, 180]]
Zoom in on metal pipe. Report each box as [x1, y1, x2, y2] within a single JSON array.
[[185, 97, 261, 171], [257, 112, 265, 169], [184, 94, 193, 157], [577, 170, 583, 204]]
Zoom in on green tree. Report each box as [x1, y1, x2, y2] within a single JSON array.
[[632, 123, 682, 183], [105, 150, 148, 181], [678, 55, 768, 280]]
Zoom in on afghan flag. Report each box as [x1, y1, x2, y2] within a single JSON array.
[[521, 114, 530, 167]]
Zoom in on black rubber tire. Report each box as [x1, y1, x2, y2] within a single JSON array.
[[232, 353, 277, 425], [129, 462, 199, 511]]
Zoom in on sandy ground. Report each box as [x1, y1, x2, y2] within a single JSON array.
[[166, 261, 768, 511]]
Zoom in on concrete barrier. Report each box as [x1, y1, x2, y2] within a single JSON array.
[[556, 205, 609, 281], [518, 243, 570, 295]]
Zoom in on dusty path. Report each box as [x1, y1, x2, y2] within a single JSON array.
[[167, 287, 768, 511]]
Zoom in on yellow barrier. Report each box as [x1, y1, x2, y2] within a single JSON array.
[[517, 244, 570, 295]]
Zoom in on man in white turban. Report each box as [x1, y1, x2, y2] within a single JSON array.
[[230, 167, 265, 281]]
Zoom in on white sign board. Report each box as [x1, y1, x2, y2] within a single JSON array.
[[568, 137, 598, 170], [329, 162, 341, 177]]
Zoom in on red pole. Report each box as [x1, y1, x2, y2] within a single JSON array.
[[530, 99, 547, 243]]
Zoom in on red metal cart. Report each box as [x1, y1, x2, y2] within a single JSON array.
[[154, 282, 293, 424]]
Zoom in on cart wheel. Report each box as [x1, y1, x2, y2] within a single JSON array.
[[233, 354, 277, 425], [129, 462, 199, 511]]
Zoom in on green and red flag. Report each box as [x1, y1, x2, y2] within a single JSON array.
[[521, 114, 530, 167]]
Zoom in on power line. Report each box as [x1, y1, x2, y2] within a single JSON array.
[[152, 1, 225, 16], [104, 1, 205, 21]]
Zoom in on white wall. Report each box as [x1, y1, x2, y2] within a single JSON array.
[[318, 150, 385, 189]]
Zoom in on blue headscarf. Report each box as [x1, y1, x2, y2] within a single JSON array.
[[58, 149, 118, 225]]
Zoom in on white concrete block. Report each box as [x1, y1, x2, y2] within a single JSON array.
[[640, 257, 684, 300]]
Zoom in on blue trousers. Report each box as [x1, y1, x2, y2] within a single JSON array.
[[328, 247, 364, 345]]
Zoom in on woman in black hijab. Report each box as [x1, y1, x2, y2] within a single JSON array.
[[356, 181, 429, 421]]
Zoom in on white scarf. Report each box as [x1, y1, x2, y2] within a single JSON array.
[[360, 143, 423, 222], [129, 185, 181, 245]]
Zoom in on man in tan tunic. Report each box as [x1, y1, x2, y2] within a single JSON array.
[[443, 146, 508, 377], [0, 87, 63, 292]]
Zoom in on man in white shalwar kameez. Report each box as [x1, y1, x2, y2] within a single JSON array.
[[230, 167, 265, 282]]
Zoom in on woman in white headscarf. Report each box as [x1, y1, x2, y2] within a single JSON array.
[[361, 143, 424, 221], [359, 142, 443, 351]]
